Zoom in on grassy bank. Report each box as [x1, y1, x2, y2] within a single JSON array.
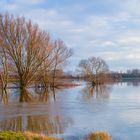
[[0, 131, 112, 140], [0, 131, 62, 140]]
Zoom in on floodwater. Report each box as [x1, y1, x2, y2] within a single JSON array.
[[0, 81, 140, 140]]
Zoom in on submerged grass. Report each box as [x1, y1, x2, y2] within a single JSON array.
[[0, 131, 63, 140], [85, 131, 112, 140]]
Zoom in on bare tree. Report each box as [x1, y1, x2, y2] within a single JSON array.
[[0, 13, 52, 89], [51, 40, 73, 87], [78, 56, 109, 85], [0, 13, 73, 90], [0, 34, 9, 90], [35, 39, 73, 89]]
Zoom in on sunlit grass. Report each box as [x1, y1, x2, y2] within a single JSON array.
[[85, 131, 112, 140], [0, 131, 63, 140]]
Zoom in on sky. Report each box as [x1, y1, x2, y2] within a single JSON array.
[[1, 0, 140, 72]]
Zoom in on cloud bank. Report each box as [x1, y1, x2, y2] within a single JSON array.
[[1, 0, 140, 71]]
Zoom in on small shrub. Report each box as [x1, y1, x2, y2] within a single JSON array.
[[85, 131, 112, 140]]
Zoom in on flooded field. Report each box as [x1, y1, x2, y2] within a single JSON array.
[[0, 81, 140, 140]]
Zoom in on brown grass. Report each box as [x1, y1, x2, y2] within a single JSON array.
[[85, 131, 112, 140], [24, 131, 63, 140]]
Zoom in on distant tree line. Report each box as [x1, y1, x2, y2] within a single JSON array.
[[121, 69, 140, 80], [126, 69, 140, 75], [106, 69, 140, 83]]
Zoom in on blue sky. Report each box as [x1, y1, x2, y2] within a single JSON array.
[[1, 0, 140, 72]]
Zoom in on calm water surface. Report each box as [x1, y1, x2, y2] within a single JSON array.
[[0, 81, 140, 140]]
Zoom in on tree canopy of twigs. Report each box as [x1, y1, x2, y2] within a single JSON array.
[[0, 13, 72, 89], [78, 56, 109, 85]]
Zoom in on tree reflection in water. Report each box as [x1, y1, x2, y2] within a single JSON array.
[[0, 87, 73, 136], [126, 80, 140, 87], [81, 84, 112, 102], [0, 86, 62, 104], [0, 115, 72, 135]]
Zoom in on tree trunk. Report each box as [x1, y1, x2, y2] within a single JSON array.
[[19, 77, 26, 90], [0, 74, 7, 90], [92, 80, 96, 86]]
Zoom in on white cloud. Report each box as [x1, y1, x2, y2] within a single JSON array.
[[1, 0, 140, 71], [12, 0, 46, 5]]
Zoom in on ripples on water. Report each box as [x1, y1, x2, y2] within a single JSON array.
[[0, 81, 140, 140]]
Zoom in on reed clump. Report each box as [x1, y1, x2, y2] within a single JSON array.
[[85, 131, 112, 140]]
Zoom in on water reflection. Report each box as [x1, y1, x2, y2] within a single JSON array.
[[81, 84, 112, 102], [1, 82, 140, 140], [0, 115, 72, 135], [0, 87, 73, 137], [126, 80, 140, 87], [0, 87, 62, 104]]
